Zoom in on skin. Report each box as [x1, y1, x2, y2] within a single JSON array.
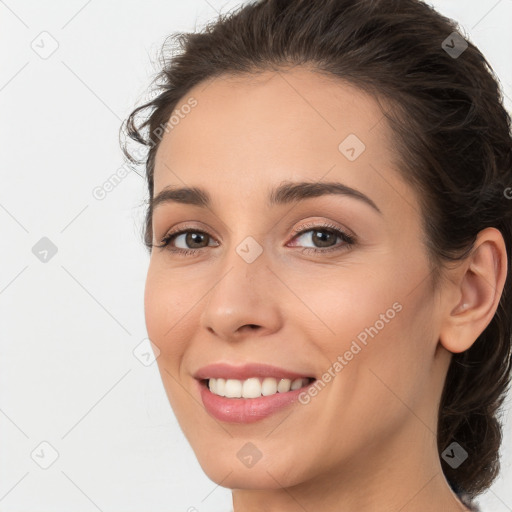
[[144, 67, 507, 512]]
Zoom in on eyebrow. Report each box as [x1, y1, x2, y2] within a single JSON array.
[[151, 181, 382, 215]]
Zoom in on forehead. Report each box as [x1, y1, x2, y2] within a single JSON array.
[[152, 67, 409, 216]]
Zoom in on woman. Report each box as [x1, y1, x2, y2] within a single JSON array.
[[121, 0, 512, 510]]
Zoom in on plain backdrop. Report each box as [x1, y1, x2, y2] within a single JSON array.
[[1, 1, 511, 511]]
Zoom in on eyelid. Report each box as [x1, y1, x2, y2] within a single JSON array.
[[289, 220, 355, 239], [156, 219, 357, 256], [158, 219, 353, 243], [157, 221, 220, 243]]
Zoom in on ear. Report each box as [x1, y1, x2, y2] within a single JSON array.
[[439, 227, 508, 354]]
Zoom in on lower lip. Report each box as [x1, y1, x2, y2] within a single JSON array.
[[197, 380, 314, 423]]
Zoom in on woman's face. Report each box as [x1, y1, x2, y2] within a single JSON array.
[[145, 68, 453, 491]]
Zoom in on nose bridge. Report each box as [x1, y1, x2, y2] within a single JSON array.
[[199, 237, 283, 339]]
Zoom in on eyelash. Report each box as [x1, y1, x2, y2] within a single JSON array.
[[155, 222, 356, 257]]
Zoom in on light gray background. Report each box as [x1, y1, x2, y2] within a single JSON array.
[[1, 1, 511, 511]]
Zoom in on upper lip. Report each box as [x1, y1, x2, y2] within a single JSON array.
[[193, 362, 315, 381]]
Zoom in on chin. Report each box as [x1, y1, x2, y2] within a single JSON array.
[[203, 464, 295, 490], [192, 445, 307, 490]]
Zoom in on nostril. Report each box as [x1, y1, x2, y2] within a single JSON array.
[[237, 324, 260, 334]]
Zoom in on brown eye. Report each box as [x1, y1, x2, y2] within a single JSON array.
[[156, 223, 355, 257], [160, 230, 213, 249], [298, 229, 339, 248], [289, 224, 356, 254], [157, 227, 220, 256], [177, 231, 210, 249]]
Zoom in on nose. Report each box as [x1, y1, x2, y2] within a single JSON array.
[[199, 254, 283, 342]]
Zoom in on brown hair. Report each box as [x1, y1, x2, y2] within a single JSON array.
[[120, 0, 512, 501]]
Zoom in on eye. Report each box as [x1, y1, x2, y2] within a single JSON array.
[[155, 221, 356, 257], [288, 222, 356, 254], [156, 226, 218, 256]]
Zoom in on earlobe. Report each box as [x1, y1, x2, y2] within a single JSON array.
[[440, 227, 508, 354]]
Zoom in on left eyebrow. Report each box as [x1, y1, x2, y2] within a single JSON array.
[[151, 180, 382, 215], [268, 180, 382, 214]]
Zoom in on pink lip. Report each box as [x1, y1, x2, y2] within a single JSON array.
[[197, 380, 313, 423], [194, 362, 315, 424]]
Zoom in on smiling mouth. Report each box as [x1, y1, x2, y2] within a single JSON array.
[[201, 376, 316, 399]]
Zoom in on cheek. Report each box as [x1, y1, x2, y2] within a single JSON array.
[[143, 264, 191, 366], [144, 266, 198, 422], [144, 269, 167, 346], [292, 267, 404, 349], [328, 282, 436, 423], [308, 261, 435, 402]]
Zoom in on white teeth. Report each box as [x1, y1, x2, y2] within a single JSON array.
[[216, 378, 226, 396], [207, 377, 310, 398], [224, 379, 242, 398], [261, 377, 277, 396], [277, 378, 292, 392], [242, 378, 261, 398], [291, 378, 303, 390]]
